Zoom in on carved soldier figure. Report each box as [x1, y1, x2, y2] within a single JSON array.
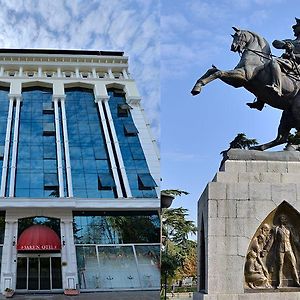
[[266, 18, 300, 96], [267, 215, 300, 288]]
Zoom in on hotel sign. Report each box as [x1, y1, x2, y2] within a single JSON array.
[[18, 244, 60, 251]]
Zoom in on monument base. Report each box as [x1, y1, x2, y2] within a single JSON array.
[[194, 149, 300, 300], [194, 290, 300, 300]]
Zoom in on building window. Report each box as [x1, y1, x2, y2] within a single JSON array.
[[0, 146, 4, 160], [124, 123, 138, 136], [73, 211, 160, 290], [107, 89, 157, 198], [98, 173, 115, 190], [16, 88, 58, 198], [138, 174, 157, 190], [43, 103, 54, 114], [117, 103, 132, 117], [43, 145, 56, 159], [43, 123, 55, 136], [44, 173, 59, 190], [66, 88, 115, 198]]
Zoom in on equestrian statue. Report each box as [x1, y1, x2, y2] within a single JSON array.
[[191, 18, 300, 151]]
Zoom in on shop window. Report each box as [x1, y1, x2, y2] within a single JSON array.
[[124, 123, 138, 136], [44, 173, 58, 189], [117, 103, 132, 117], [43, 103, 54, 114], [43, 123, 55, 136], [98, 173, 115, 190], [138, 174, 157, 190]]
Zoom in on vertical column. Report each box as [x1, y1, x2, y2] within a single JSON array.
[[18, 67, 23, 77], [75, 68, 80, 78], [122, 69, 129, 79], [96, 97, 123, 197], [1, 220, 17, 291], [103, 99, 132, 197], [53, 97, 64, 197], [57, 67, 62, 77], [0, 67, 4, 76], [38, 66, 42, 77], [0, 97, 14, 197], [107, 68, 114, 79], [60, 97, 73, 197], [60, 219, 78, 290], [9, 96, 21, 197], [92, 68, 97, 78]]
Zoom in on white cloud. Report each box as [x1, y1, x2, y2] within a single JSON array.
[[0, 0, 160, 139]]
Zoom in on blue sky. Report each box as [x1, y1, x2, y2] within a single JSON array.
[[161, 0, 300, 225], [0, 0, 299, 227]]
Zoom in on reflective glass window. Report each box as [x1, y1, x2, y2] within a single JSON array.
[[107, 89, 157, 198], [75, 243, 160, 290], [73, 211, 160, 244], [15, 87, 58, 197], [0, 88, 9, 188], [65, 88, 115, 198]]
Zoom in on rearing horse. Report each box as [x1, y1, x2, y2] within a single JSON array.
[[191, 27, 300, 151]]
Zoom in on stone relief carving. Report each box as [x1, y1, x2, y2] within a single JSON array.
[[245, 203, 300, 290]]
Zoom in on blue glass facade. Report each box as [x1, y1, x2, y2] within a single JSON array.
[[65, 88, 115, 198], [107, 90, 157, 198], [0, 88, 9, 188], [15, 88, 58, 197]]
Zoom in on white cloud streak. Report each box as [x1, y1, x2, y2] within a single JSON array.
[[0, 0, 160, 138]]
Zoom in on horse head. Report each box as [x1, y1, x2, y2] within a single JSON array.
[[230, 27, 271, 57], [230, 27, 249, 53]]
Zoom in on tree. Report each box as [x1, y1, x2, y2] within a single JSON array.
[[161, 192, 197, 289], [220, 133, 258, 169], [221, 133, 258, 155]]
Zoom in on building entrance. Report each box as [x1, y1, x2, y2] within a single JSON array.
[[16, 254, 62, 291]]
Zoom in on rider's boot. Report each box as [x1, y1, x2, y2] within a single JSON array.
[[247, 100, 264, 111]]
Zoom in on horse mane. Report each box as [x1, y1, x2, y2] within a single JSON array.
[[245, 30, 271, 55]]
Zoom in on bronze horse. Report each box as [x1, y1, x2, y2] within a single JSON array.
[[191, 27, 300, 151]]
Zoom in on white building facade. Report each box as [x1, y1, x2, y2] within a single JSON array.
[[0, 49, 160, 294]]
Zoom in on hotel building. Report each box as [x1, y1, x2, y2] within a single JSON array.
[[0, 49, 160, 293]]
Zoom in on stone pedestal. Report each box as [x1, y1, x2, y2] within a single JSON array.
[[194, 149, 300, 300]]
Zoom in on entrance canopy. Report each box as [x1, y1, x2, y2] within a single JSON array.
[[17, 225, 61, 251]]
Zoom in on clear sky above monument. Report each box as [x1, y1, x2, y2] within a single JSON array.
[[161, 0, 300, 224]]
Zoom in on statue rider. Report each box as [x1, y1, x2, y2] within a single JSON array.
[[266, 17, 300, 97], [248, 18, 300, 110]]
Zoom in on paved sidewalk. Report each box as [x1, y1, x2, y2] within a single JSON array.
[[0, 291, 160, 300]]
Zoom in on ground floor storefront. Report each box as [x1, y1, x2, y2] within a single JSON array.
[[0, 208, 160, 294]]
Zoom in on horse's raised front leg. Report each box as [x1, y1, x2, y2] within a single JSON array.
[[191, 67, 218, 95], [250, 111, 292, 151], [191, 67, 246, 96]]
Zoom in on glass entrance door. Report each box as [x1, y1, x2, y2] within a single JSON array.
[[16, 255, 62, 291]]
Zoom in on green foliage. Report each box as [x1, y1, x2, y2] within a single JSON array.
[[161, 205, 197, 286], [108, 215, 160, 243], [161, 189, 189, 197], [287, 130, 300, 145], [221, 133, 258, 155], [162, 207, 197, 246]]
